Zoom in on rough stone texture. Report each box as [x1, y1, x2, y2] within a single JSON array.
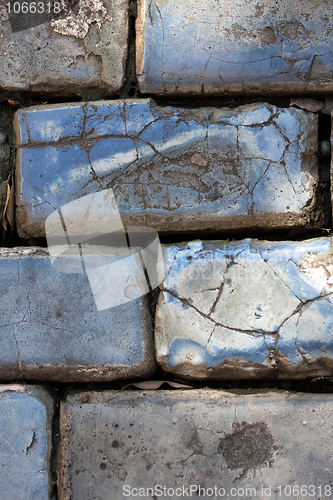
[[0, 0, 128, 97], [0, 384, 53, 500], [0, 247, 155, 381], [156, 238, 333, 380], [58, 390, 333, 500], [14, 99, 321, 239], [137, 0, 333, 96]]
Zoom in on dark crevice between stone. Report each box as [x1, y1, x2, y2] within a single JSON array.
[[158, 225, 331, 244], [0, 94, 294, 110], [142, 90, 333, 102], [0, 93, 330, 112], [48, 386, 61, 500], [117, 0, 141, 99], [21, 225, 332, 250], [318, 112, 332, 229], [0, 93, 321, 109], [147, 96, 292, 110], [0, 102, 17, 246], [1, 374, 333, 394], [148, 287, 159, 340], [17, 376, 333, 399]]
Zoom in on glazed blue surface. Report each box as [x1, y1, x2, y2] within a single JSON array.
[[137, 0, 333, 95], [157, 238, 333, 378], [0, 251, 151, 376], [0, 388, 51, 499], [16, 100, 317, 238]]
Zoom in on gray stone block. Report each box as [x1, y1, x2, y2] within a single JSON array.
[[156, 238, 333, 380], [0, 384, 53, 500], [137, 0, 333, 96], [15, 100, 321, 239], [0, 0, 128, 97], [0, 247, 155, 381], [58, 390, 333, 499]]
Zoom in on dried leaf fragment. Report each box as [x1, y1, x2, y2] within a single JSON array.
[[289, 98, 324, 113], [81, 393, 90, 403], [2, 173, 15, 245], [121, 380, 193, 390]]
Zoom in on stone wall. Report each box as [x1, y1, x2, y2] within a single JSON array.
[[0, 1, 332, 498]]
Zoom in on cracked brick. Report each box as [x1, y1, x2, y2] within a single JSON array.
[[14, 100, 321, 239], [155, 238, 333, 380], [0, 0, 128, 97], [137, 0, 333, 95]]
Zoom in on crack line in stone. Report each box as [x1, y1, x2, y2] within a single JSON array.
[[208, 259, 234, 316], [163, 288, 275, 338], [275, 291, 333, 334], [12, 325, 23, 378], [257, 248, 302, 302]]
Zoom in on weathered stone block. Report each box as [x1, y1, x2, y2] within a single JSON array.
[[0, 0, 128, 97], [137, 0, 333, 96], [58, 390, 333, 499], [0, 384, 53, 500], [15, 100, 321, 239], [156, 238, 333, 380], [0, 247, 155, 381]]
